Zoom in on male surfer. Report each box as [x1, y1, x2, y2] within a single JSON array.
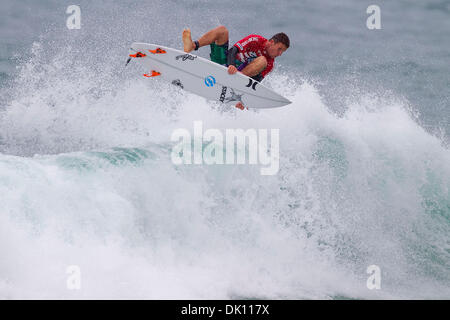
[[182, 26, 289, 110]]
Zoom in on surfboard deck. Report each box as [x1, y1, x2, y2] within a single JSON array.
[[127, 43, 291, 109]]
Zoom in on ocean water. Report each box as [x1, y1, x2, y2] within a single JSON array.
[[0, 0, 449, 299]]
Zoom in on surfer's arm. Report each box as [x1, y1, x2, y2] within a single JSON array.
[[240, 56, 267, 78]]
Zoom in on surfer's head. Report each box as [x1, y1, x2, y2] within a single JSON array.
[[266, 33, 290, 58]]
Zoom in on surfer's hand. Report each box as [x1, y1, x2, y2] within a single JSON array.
[[228, 65, 238, 75], [235, 102, 247, 110]]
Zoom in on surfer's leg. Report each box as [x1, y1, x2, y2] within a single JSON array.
[[183, 26, 229, 53], [240, 56, 267, 78], [199, 25, 229, 46]]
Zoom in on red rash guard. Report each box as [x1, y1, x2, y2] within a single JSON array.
[[231, 34, 274, 79]]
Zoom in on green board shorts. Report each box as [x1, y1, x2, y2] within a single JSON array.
[[209, 42, 242, 68], [209, 42, 228, 66]]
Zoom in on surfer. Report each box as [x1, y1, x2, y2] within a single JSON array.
[[182, 26, 289, 110]]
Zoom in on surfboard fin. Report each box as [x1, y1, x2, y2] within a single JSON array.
[[149, 48, 166, 54], [126, 51, 146, 66], [130, 52, 146, 58], [143, 70, 161, 78]]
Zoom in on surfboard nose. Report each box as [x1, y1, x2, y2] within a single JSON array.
[[282, 97, 292, 105]]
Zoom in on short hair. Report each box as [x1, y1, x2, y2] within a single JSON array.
[[270, 32, 290, 48]]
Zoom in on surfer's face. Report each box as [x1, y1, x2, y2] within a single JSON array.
[[266, 40, 288, 58]]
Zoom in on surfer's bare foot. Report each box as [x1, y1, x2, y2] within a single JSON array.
[[182, 28, 195, 53]]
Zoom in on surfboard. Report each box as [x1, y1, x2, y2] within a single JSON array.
[[126, 43, 291, 109]]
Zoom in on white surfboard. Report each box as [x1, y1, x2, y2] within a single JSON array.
[[127, 43, 291, 109]]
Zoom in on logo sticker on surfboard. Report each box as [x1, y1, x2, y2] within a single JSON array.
[[176, 54, 197, 61], [204, 75, 216, 87]]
